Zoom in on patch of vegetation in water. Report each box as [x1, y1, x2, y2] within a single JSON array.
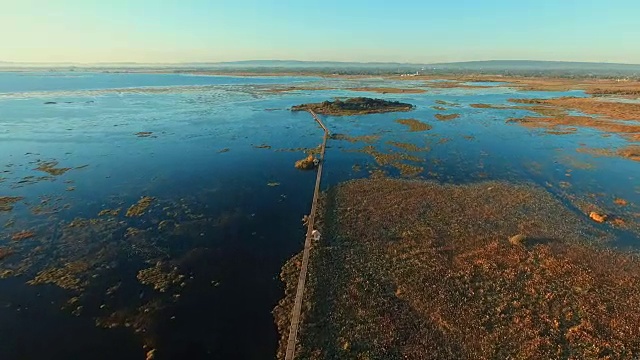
[[395, 118, 432, 132], [11, 230, 36, 241], [35, 161, 71, 176], [135, 132, 154, 138], [434, 113, 460, 121], [0, 247, 14, 260], [137, 262, 186, 293], [291, 97, 414, 115], [98, 208, 121, 217], [126, 196, 155, 217], [294, 155, 318, 170], [435, 99, 460, 107], [330, 133, 380, 144], [252, 144, 272, 149], [0, 196, 23, 212], [350, 145, 424, 177], [386, 141, 425, 153]]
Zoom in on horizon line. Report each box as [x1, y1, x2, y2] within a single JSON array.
[[2, 59, 640, 66]]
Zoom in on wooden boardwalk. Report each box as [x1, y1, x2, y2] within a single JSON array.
[[284, 110, 329, 360]]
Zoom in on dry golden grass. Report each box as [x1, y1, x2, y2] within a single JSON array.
[[277, 178, 640, 360]]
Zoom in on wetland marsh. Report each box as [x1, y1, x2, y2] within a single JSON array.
[[1, 71, 639, 359]]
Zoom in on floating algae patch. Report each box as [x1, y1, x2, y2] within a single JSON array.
[[354, 145, 422, 167], [395, 118, 432, 132], [386, 141, 425, 153], [252, 144, 272, 149], [137, 262, 185, 293], [28, 260, 91, 291], [545, 127, 578, 135], [126, 196, 155, 217], [351, 145, 424, 177], [0, 247, 14, 261], [0, 196, 23, 212], [573, 145, 640, 162], [431, 106, 447, 111], [434, 113, 460, 121], [435, 99, 460, 107], [35, 160, 71, 176], [275, 178, 640, 359], [11, 230, 36, 241], [135, 132, 154, 138], [330, 133, 380, 144], [391, 163, 424, 177], [98, 208, 121, 217]]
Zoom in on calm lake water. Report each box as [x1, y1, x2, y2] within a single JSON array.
[[0, 72, 638, 359]]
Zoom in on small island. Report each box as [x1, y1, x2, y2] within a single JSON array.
[[291, 97, 414, 115]]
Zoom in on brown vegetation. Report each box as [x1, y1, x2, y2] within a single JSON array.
[[126, 196, 155, 217], [614, 198, 629, 206], [0, 247, 14, 261], [351, 145, 424, 177], [35, 161, 71, 176], [11, 230, 35, 241], [276, 178, 640, 359], [507, 116, 640, 143], [295, 155, 317, 170], [619, 145, 640, 161], [510, 97, 640, 121], [330, 133, 380, 144], [0, 196, 23, 212], [386, 141, 424, 153], [395, 118, 432, 132], [434, 113, 460, 121], [589, 212, 608, 223]]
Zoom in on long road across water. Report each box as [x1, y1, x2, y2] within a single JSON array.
[[284, 110, 329, 360]]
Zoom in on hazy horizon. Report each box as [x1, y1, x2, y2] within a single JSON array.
[[2, 0, 639, 64], [2, 59, 640, 66]]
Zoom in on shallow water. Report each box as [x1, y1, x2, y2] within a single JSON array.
[[0, 72, 638, 359]]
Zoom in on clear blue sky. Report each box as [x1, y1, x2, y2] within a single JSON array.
[[1, 0, 639, 64]]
